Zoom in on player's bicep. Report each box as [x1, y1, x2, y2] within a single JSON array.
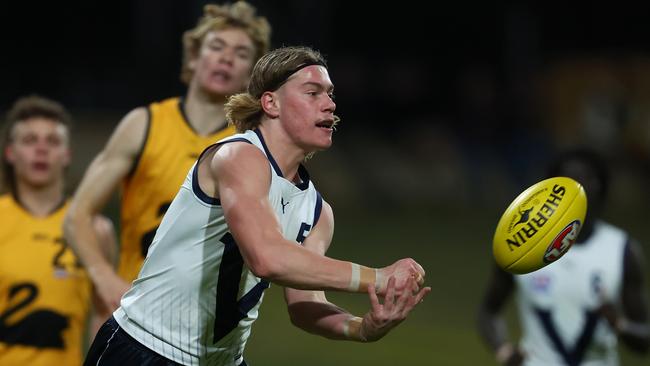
[[72, 108, 148, 212], [301, 201, 334, 255], [285, 202, 334, 305], [210, 144, 281, 270]]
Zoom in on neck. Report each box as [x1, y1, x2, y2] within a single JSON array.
[[185, 84, 228, 135], [258, 124, 306, 182], [14, 180, 65, 217]]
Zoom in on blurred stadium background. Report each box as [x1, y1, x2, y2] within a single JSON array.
[[2, 1, 649, 364]]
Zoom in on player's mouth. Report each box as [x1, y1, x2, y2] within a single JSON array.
[[31, 162, 50, 171], [211, 70, 232, 83], [315, 119, 334, 130]]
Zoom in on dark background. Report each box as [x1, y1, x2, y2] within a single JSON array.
[[1, 1, 649, 364], [2, 1, 650, 206]]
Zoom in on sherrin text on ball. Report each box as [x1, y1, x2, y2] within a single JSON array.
[[493, 177, 587, 274]]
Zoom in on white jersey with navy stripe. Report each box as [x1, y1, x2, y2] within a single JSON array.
[[113, 129, 323, 366], [514, 220, 628, 366]]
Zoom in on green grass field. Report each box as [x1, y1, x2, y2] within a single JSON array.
[[243, 205, 650, 365]]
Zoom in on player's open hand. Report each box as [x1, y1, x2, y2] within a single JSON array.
[[359, 275, 430, 342], [377, 258, 425, 297]]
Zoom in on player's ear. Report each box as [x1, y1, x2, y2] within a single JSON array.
[[62, 147, 72, 168], [260, 91, 279, 118], [4, 145, 15, 164]]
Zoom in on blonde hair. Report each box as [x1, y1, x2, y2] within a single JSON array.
[[1, 95, 71, 194], [181, 1, 271, 84], [226, 46, 338, 132]]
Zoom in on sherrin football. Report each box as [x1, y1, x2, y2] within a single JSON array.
[[493, 177, 587, 274]]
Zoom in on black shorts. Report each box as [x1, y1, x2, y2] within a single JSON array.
[[84, 317, 250, 366]]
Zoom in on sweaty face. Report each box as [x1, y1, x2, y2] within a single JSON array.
[[190, 28, 256, 97], [275, 65, 337, 152], [5, 118, 70, 189]]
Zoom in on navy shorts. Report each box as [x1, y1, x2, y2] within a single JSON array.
[[84, 316, 181, 365], [85, 317, 250, 366]]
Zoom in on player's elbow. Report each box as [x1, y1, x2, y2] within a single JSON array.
[[63, 203, 92, 240], [247, 260, 272, 279], [287, 307, 302, 328], [246, 251, 285, 281], [62, 210, 78, 239]]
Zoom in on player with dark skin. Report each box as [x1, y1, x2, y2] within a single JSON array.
[[477, 149, 649, 365]]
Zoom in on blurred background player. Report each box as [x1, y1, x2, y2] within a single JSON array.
[[64, 1, 272, 312], [477, 148, 649, 365], [0, 95, 116, 366]]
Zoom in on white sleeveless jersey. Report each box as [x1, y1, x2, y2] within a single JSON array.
[[514, 220, 628, 366], [114, 129, 323, 366]]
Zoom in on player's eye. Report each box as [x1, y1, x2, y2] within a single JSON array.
[[21, 135, 37, 144], [236, 50, 252, 60], [208, 42, 223, 51], [47, 135, 62, 146]]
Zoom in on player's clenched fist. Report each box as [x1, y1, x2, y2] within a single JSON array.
[[376, 258, 426, 296]]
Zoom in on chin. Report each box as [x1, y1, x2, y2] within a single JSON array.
[[204, 83, 241, 97], [312, 139, 333, 152], [25, 179, 55, 189]]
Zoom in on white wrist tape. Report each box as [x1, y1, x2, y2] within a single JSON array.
[[348, 263, 361, 292]]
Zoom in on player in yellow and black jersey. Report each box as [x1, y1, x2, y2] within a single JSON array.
[[64, 1, 272, 312], [0, 96, 116, 366]]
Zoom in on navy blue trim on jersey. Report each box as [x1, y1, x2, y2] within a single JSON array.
[[213, 233, 269, 343], [191, 138, 252, 205], [295, 165, 311, 191], [254, 128, 283, 176], [313, 191, 323, 227], [239, 280, 270, 314], [253, 128, 312, 191], [534, 307, 599, 366], [127, 106, 151, 178]]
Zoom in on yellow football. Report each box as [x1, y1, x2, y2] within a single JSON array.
[[493, 176, 587, 274]]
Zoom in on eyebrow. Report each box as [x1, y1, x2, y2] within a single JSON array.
[[208, 37, 253, 52], [302, 81, 334, 92]]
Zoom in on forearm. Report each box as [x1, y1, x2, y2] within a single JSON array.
[[64, 210, 115, 283], [288, 299, 364, 341], [255, 240, 377, 293]]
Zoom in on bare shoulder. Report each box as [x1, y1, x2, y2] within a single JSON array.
[[317, 200, 334, 228], [210, 141, 269, 178], [196, 141, 270, 199], [104, 106, 150, 157]]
